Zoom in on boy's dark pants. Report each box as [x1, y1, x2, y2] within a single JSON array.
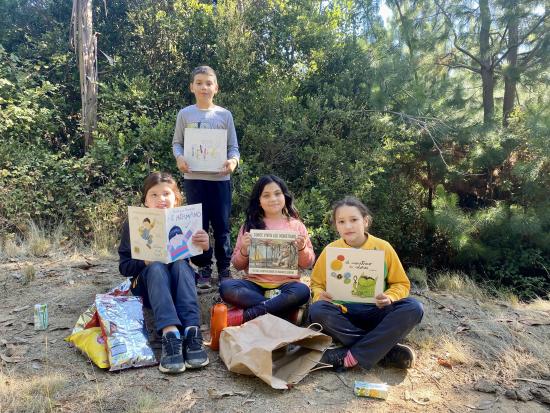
[[219, 279, 310, 321], [184, 179, 232, 272], [308, 297, 424, 369], [132, 260, 200, 332]]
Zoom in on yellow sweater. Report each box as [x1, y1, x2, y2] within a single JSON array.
[[310, 235, 410, 303]]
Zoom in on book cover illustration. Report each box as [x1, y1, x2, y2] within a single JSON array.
[[325, 247, 385, 303], [248, 230, 299, 276], [183, 128, 227, 172], [128, 204, 203, 264]]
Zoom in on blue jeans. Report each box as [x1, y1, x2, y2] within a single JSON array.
[[132, 260, 201, 333], [219, 279, 310, 321], [308, 297, 424, 369], [184, 179, 232, 271]]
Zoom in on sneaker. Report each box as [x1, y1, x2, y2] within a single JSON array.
[[379, 343, 416, 369], [196, 266, 213, 290], [158, 331, 185, 373], [183, 326, 209, 369], [319, 347, 348, 372], [218, 267, 232, 283]]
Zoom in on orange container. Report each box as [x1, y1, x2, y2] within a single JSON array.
[[209, 302, 228, 351]]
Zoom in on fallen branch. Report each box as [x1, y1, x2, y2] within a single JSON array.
[[514, 378, 550, 387], [413, 290, 462, 320]]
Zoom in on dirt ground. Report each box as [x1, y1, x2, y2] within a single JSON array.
[[1, 249, 549, 413]]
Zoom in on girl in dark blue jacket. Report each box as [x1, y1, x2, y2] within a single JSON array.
[[118, 172, 209, 374]]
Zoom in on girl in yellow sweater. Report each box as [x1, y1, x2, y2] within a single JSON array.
[[310, 196, 423, 370]]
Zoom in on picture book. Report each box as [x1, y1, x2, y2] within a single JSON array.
[[128, 204, 203, 264], [325, 247, 385, 303], [248, 230, 299, 276], [183, 128, 227, 172]]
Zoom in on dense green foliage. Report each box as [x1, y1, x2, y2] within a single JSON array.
[[1, 0, 548, 299]]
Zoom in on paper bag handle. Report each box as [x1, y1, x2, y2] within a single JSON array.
[[306, 322, 323, 333]]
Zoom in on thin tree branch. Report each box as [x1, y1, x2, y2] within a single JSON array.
[[363, 109, 451, 169], [454, 42, 484, 67], [433, 0, 483, 67], [437, 61, 481, 74], [517, 37, 546, 67], [492, 12, 549, 69], [496, 24, 509, 53]]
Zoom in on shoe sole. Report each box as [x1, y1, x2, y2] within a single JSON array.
[[381, 343, 416, 369], [185, 358, 210, 369], [158, 363, 186, 373], [400, 344, 416, 368]]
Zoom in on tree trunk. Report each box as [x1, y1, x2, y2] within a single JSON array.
[[74, 0, 98, 152], [427, 161, 433, 210], [479, 0, 494, 125], [503, 1, 519, 126]]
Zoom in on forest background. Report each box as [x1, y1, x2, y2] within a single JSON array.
[[0, 0, 548, 300]]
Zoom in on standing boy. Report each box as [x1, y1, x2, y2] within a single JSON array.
[[172, 66, 240, 290]]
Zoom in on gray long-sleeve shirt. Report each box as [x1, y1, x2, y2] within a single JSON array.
[[172, 104, 240, 181]]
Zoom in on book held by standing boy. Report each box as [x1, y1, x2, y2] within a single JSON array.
[[183, 128, 227, 172], [128, 204, 203, 263]]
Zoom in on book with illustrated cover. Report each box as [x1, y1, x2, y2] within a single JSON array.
[[128, 204, 203, 263], [325, 247, 385, 303], [248, 230, 299, 276], [183, 128, 227, 172]]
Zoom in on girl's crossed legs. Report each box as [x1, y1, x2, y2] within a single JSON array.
[[220, 279, 310, 322], [308, 298, 423, 369]]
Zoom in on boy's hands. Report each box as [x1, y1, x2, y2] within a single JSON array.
[[239, 232, 251, 256], [176, 155, 191, 173], [178, 156, 237, 175], [192, 229, 210, 250], [220, 158, 238, 175], [375, 293, 392, 308], [318, 291, 334, 302]]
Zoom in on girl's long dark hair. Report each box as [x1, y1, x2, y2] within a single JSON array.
[[243, 175, 300, 232]]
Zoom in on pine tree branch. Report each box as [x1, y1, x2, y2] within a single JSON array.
[[437, 61, 481, 74], [492, 12, 549, 69], [517, 36, 546, 68], [433, 0, 483, 67], [454, 43, 484, 67], [362, 109, 452, 169]]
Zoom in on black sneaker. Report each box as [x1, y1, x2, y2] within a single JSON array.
[[159, 331, 185, 373], [319, 347, 348, 372], [379, 343, 416, 369], [196, 267, 213, 290], [183, 326, 209, 369], [218, 267, 232, 284]]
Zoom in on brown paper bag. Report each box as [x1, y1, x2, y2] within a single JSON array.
[[219, 313, 332, 389]]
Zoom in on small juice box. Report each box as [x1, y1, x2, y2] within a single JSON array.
[[34, 303, 48, 330], [354, 381, 389, 400]]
